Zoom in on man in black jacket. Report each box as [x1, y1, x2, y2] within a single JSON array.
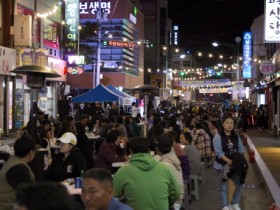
[[47, 132, 87, 182], [0, 136, 36, 210]]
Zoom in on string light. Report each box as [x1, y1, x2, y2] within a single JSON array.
[[36, 1, 60, 18]]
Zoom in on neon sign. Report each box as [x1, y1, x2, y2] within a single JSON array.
[[103, 40, 136, 48], [242, 32, 252, 79]]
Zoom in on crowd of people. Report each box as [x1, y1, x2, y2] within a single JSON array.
[[0, 100, 258, 210]]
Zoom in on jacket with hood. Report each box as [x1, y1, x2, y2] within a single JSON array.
[[113, 153, 180, 210], [157, 151, 184, 205]]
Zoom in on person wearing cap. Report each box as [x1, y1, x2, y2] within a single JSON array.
[[47, 132, 87, 182]]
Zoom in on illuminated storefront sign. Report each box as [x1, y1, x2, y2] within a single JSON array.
[[67, 55, 85, 65], [65, 0, 79, 53], [103, 40, 136, 48], [79, 0, 111, 19], [242, 32, 252, 79], [180, 79, 231, 87], [173, 25, 179, 45], [264, 0, 280, 42]]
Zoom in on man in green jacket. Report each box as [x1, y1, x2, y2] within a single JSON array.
[[113, 137, 180, 210]]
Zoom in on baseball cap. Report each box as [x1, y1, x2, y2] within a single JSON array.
[[58, 132, 77, 145]]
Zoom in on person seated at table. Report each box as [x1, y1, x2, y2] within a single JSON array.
[[75, 122, 95, 169], [82, 168, 132, 210], [95, 129, 128, 173], [14, 182, 82, 210], [0, 136, 36, 210], [47, 132, 87, 182], [115, 117, 128, 138], [98, 118, 114, 138]]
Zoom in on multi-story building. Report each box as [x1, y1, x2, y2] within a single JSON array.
[[66, 0, 145, 94]]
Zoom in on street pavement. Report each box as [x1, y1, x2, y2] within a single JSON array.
[[188, 129, 279, 210]]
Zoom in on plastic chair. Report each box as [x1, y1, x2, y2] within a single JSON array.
[[197, 161, 206, 183], [189, 174, 199, 200]]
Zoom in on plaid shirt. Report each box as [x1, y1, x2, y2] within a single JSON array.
[[192, 128, 212, 158]]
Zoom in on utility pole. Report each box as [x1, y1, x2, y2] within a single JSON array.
[[235, 36, 241, 101], [95, 0, 102, 87]]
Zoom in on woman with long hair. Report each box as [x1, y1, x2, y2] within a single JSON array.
[[213, 115, 245, 210]]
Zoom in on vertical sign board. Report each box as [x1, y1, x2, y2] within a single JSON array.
[[173, 25, 179, 46], [264, 0, 280, 42], [65, 0, 79, 54], [242, 32, 252, 78]]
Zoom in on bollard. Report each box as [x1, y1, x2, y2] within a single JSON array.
[[269, 203, 280, 210], [249, 149, 255, 163], [242, 136, 247, 146]]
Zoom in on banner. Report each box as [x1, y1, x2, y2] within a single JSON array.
[[0, 46, 16, 75], [43, 19, 60, 49]]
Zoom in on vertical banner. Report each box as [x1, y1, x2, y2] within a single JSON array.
[[16, 3, 40, 47], [43, 19, 60, 50], [65, 0, 79, 54], [242, 32, 252, 79], [0, 46, 16, 75], [264, 0, 280, 42]]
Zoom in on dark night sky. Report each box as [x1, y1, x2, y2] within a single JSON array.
[[168, 0, 264, 54]]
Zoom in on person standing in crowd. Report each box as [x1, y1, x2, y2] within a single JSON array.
[[113, 137, 180, 210], [95, 129, 128, 173], [75, 122, 95, 169], [192, 121, 213, 164], [14, 182, 81, 210], [0, 136, 36, 210], [213, 115, 245, 210], [131, 102, 140, 118], [81, 168, 132, 210], [180, 132, 201, 177], [57, 116, 76, 138], [47, 132, 87, 182], [238, 102, 248, 133], [108, 104, 119, 120]]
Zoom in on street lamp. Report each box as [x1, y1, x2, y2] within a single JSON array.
[[212, 36, 241, 101], [162, 46, 168, 96], [235, 37, 241, 101]]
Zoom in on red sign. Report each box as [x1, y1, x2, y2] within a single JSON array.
[[260, 61, 276, 75]]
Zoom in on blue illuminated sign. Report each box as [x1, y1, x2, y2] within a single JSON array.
[[242, 32, 252, 78]]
